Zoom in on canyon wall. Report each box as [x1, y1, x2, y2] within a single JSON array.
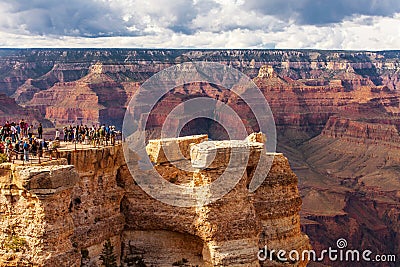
[[0, 135, 310, 267], [289, 115, 400, 266], [2, 49, 399, 131], [0, 93, 51, 126]]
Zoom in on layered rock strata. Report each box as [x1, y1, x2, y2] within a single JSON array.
[[123, 134, 311, 266], [0, 134, 310, 267], [0, 93, 50, 126]]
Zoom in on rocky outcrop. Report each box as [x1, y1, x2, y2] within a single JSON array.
[[0, 146, 126, 267], [0, 134, 310, 266], [123, 134, 310, 266], [0, 160, 81, 266]]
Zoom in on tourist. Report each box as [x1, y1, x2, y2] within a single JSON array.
[[15, 123, 21, 140], [23, 140, 30, 162], [0, 126, 5, 142], [48, 139, 53, 160], [19, 119, 26, 137], [41, 138, 48, 151], [55, 129, 60, 141], [10, 123, 17, 143], [73, 126, 78, 142], [5, 137, 12, 161], [37, 123, 43, 139], [110, 126, 116, 146], [31, 139, 38, 157], [27, 124, 34, 138], [68, 125, 73, 142], [63, 127, 68, 142], [38, 139, 43, 158]]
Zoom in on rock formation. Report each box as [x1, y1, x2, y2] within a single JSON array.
[[0, 134, 311, 267]]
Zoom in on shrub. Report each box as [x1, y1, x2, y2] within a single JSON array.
[[0, 153, 8, 164], [4, 236, 27, 252], [99, 239, 117, 267]]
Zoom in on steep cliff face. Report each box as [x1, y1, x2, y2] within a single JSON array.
[[0, 135, 310, 267], [60, 146, 126, 267], [0, 160, 81, 266], [122, 134, 311, 267], [321, 116, 400, 146], [0, 147, 126, 267]]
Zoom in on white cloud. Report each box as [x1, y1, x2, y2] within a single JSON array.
[[269, 14, 400, 50], [0, 0, 399, 50]]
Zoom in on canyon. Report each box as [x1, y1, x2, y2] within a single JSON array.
[[0, 49, 400, 266]]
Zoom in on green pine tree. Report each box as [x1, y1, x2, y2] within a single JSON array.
[[99, 239, 117, 267]]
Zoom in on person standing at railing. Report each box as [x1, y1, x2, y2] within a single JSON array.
[[15, 123, 21, 140], [38, 123, 43, 139], [10, 123, 17, 143], [31, 140, 38, 157], [38, 139, 43, 158], [55, 129, 60, 141], [23, 140, 30, 162], [73, 126, 78, 142], [19, 119, 25, 138], [27, 124, 34, 138], [5, 137, 12, 161], [0, 126, 4, 142]]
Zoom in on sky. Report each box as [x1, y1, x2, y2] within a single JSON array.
[[0, 0, 399, 50]]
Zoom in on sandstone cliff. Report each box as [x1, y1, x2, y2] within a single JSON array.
[[0, 135, 311, 267]]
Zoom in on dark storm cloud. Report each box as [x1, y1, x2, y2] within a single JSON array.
[[0, 0, 136, 37], [148, 0, 217, 35], [244, 0, 400, 25]]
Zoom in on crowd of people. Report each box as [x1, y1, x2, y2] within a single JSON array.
[[61, 124, 119, 146], [0, 119, 120, 163]]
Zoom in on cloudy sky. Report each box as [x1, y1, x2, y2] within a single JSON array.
[[0, 0, 399, 50]]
